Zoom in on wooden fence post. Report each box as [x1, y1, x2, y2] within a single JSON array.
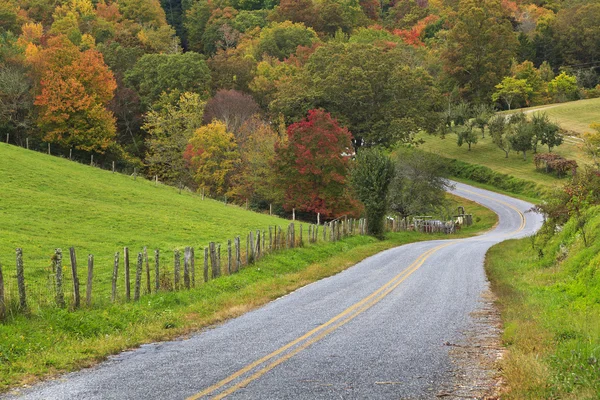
[[204, 247, 209, 282], [0, 261, 4, 321], [191, 247, 195, 288], [217, 244, 221, 275], [47, 143, 50, 155], [124, 247, 130, 301], [299, 225, 303, 246], [54, 249, 65, 308], [317, 213, 320, 225], [209, 243, 219, 278], [184, 247, 191, 290], [269, 227, 273, 251], [112, 252, 119, 302], [174, 249, 181, 290], [227, 240, 232, 275], [154, 249, 160, 292], [134, 252, 142, 301], [16, 248, 26, 310], [235, 237, 241, 272], [112, 161, 115, 173], [69, 247, 80, 309], [26, 137, 29, 149], [144, 247, 150, 294], [256, 231, 261, 260], [86, 254, 93, 307]]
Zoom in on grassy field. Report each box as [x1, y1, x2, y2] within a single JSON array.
[[506, 97, 600, 135], [486, 209, 600, 399], [0, 143, 286, 309], [416, 130, 590, 189]]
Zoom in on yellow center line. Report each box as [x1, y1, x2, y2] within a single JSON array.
[[455, 188, 526, 234], [189, 190, 528, 399], [187, 242, 453, 400], [211, 242, 453, 400]]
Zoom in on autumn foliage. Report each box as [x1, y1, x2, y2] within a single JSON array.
[[274, 109, 361, 218], [30, 35, 117, 152]]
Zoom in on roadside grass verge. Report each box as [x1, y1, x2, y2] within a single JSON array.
[[0, 195, 496, 392], [485, 208, 600, 399]]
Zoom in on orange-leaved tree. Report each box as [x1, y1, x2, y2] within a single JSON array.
[[31, 35, 117, 153], [274, 109, 361, 219]]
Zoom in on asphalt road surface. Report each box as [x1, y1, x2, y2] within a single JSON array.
[[6, 182, 543, 399]]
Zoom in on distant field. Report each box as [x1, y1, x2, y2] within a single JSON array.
[[0, 143, 285, 307], [417, 128, 591, 189], [505, 97, 600, 135]]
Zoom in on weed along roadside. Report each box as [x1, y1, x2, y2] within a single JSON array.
[[0, 196, 495, 392]]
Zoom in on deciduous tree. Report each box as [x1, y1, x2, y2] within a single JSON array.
[[184, 120, 240, 197], [351, 148, 394, 238], [274, 109, 359, 218]]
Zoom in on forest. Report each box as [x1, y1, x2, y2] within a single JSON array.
[[1, 0, 599, 221]]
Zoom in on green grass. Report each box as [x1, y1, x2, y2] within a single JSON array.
[[417, 130, 590, 190], [486, 208, 600, 399], [0, 141, 498, 390], [505, 97, 600, 135], [0, 143, 286, 308]]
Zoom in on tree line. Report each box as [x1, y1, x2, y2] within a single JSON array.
[[1, 0, 599, 231]]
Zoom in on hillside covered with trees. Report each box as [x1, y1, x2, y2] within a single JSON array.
[[2, 0, 600, 219]]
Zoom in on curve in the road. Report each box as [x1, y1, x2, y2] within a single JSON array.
[[6, 182, 543, 400]]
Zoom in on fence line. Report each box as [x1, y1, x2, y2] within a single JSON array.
[[0, 212, 472, 323]]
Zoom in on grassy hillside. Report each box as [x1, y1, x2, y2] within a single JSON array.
[[416, 129, 589, 190], [0, 143, 285, 307], [506, 97, 600, 135], [486, 208, 600, 399]]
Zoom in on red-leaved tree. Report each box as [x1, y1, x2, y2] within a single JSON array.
[[274, 109, 361, 219]]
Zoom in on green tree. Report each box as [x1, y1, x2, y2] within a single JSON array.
[[184, 120, 240, 197], [489, 114, 510, 158], [126, 52, 211, 108], [351, 148, 394, 238], [509, 121, 534, 161], [272, 42, 443, 147], [456, 122, 478, 151], [532, 112, 562, 153], [255, 21, 320, 61], [388, 147, 451, 218], [442, 0, 517, 102], [143, 92, 206, 187], [472, 103, 493, 138], [547, 72, 579, 103], [491, 77, 533, 110]]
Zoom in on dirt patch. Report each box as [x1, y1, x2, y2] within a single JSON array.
[[437, 289, 505, 399]]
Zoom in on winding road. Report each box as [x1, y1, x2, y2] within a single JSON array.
[[7, 182, 543, 399]]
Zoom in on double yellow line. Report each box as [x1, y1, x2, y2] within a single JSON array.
[[188, 241, 455, 399], [456, 188, 527, 234]]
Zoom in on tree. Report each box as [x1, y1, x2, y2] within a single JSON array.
[[234, 116, 283, 205], [547, 72, 579, 103], [472, 103, 493, 138], [554, 3, 600, 67], [272, 42, 443, 148], [388, 147, 451, 218], [144, 92, 206, 187], [270, 0, 318, 28], [509, 122, 534, 161], [442, 0, 517, 102], [274, 109, 359, 218], [184, 120, 240, 197], [531, 112, 562, 152], [492, 77, 533, 110], [456, 122, 478, 151], [0, 65, 33, 144], [31, 35, 117, 153], [254, 21, 319, 61], [351, 148, 394, 238], [203, 89, 260, 136], [489, 114, 510, 158], [125, 52, 211, 108], [207, 48, 256, 93]]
